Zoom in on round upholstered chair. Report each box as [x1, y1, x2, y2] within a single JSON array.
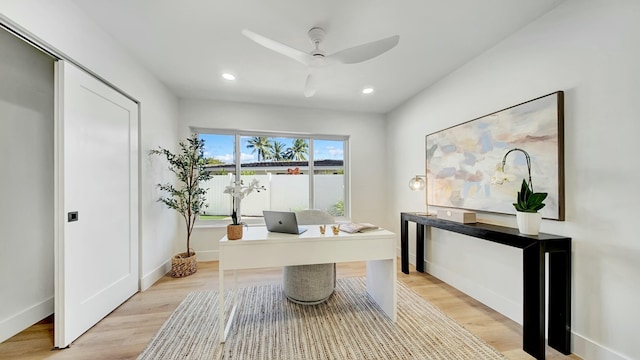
[[283, 209, 336, 305]]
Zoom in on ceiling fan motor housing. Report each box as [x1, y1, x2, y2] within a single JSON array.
[[308, 27, 326, 44], [308, 27, 328, 57]]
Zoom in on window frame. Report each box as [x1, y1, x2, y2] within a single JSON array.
[[192, 127, 350, 227]]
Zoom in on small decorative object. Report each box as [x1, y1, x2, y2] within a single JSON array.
[[331, 224, 340, 235], [150, 134, 212, 277], [224, 178, 266, 240], [492, 148, 548, 235], [436, 209, 476, 224], [319, 225, 326, 234]]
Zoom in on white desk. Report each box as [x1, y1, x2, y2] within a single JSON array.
[[218, 226, 397, 343]]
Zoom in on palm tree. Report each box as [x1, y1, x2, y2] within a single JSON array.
[[246, 136, 272, 161], [286, 138, 309, 160], [270, 140, 287, 161]]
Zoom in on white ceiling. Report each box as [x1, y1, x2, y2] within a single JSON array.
[[70, 0, 565, 114]]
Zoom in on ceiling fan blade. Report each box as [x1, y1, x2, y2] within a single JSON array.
[[304, 72, 317, 97], [328, 35, 399, 64], [242, 29, 313, 65]]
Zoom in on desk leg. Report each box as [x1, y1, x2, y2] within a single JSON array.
[[548, 244, 571, 354], [523, 242, 545, 360], [366, 258, 397, 321], [219, 265, 225, 343], [416, 224, 425, 273], [220, 270, 239, 343], [401, 218, 409, 274]]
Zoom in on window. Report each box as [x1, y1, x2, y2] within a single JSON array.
[[196, 130, 348, 225]]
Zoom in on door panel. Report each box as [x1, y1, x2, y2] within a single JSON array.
[[55, 60, 139, 348]]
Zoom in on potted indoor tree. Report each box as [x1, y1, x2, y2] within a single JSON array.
[[150, 134, 212, 277], [513, 179, 548, 235]]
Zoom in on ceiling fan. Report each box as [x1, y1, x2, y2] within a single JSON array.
[[242, 27, 399, 97]]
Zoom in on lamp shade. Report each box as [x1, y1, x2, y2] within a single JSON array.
[[408, 176, 426, 191]]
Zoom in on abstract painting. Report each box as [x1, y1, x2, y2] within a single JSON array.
[[426, 91, 564, 220]]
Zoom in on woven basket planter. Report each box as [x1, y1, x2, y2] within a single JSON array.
[[171, 250, 197, 278], [227, 224, 243, 240]]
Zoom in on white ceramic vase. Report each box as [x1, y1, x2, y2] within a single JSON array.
[[516, 211, 542, 235]]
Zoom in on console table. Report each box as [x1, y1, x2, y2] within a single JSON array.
[[400, 212, 571, 360]]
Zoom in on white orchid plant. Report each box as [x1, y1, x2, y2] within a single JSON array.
[[490, 148, 548, 213], [224, 178, 266, 225]]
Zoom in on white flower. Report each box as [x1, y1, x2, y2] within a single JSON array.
[[490, 170, 516, 185], [223, 178, 266, 224], [223, 179, 265, 200]]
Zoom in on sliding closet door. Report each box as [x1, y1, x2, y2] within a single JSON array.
[[54, 60, 139, 348]]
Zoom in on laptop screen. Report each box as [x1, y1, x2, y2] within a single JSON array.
[[263, 211, 308, 234]]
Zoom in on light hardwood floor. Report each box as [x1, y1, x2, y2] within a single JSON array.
[[0, 260, 579, 360]]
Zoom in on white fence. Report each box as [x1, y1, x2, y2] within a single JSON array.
[[201, 174, 344, 217]]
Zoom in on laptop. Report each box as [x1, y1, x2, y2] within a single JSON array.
[[263, 211, 308, 234]]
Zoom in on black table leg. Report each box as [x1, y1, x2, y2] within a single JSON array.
[[523, 242, 545, 360], [401, 217, 409, 274], [548, 243, 572, 354], [416, 224, 425, 272]]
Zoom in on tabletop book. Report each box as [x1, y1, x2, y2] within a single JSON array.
[[340, 222, 379, 233]]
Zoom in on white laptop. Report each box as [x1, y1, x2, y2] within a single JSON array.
[[263, 211, 308, 234]]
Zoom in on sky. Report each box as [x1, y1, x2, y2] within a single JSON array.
[[200, 134, 344, 164]]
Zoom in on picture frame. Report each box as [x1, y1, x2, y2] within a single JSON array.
[[425, 91, 564, 220]]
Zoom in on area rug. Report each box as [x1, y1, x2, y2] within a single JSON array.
[[138, 277, 506, 359]]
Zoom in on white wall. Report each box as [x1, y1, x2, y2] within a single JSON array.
[[386, 0, 640, 359], [0, 27, 54, 343], [1, 0, 179, 324], [179, 99, 387, 261]]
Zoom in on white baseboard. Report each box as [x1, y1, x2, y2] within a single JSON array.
[[140, 259, 170, 291], [572, 332, 632, 360], [195, 250, 219, 262], [0, 297, 53, 343]]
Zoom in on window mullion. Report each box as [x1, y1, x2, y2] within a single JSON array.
[[234, 133, 241, 179], [308, 139, 314, 209]]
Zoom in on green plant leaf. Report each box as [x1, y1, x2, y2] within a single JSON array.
[[512, 179, 547, 212]]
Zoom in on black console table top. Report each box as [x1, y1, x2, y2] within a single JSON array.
[[401, 212, 570, 250], [400, 212, 571, 360]]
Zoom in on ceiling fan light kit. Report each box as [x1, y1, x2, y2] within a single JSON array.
[[242, 27, 399, 97]]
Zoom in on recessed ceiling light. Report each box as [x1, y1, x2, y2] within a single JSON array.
[[362, 87, 374, 94], [222, 73, 236, 81]]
